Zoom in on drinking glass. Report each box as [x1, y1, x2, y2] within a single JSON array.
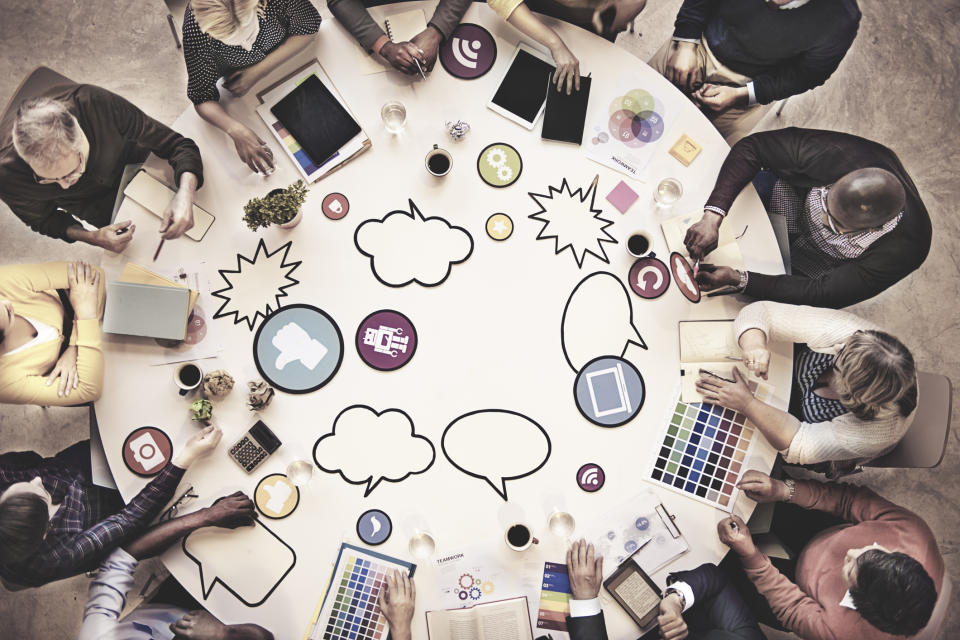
[[381, 100, 407, 134], [285, 459, 313, 487], [548, 510, 576, 538], [654, 177, 683, 207], [408, 530, 437, 559]]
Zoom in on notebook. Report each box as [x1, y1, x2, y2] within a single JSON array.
[[122, 170, 215, 241], [678, 320, 739, 402], [426, 597, 533, 640], [541, 75, 592, 144], [270, 74, 362, 170], [102, 281, 191, 340], [353, 9, 427, 74]]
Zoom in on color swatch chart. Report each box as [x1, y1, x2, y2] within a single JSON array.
[[648, 383, 773, 511], [536, 562, 572, 638], [306, 543, 415, 640]]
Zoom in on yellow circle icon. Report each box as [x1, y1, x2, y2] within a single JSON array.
[[254, 474, 300, 519], [486, 213, 513, 241]]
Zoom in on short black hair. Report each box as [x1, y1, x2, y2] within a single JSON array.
[[0, 492, 48, 564], [851, 549, 937, 636]]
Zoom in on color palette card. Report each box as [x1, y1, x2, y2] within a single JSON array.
[[536, 562, 572, 638], [648, 385, 773, 511], [305, 543, 415, 640]]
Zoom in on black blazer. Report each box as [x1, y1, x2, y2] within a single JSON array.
[[705, 127, 932, 308], [565, 611, 609, 640]]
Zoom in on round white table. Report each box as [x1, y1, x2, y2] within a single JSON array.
[[95, 3, 790, 638]]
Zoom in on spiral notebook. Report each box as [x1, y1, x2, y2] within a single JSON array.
[[354, 9, 427, 74]]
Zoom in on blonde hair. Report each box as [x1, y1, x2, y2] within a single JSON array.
[[190, 0, 266, 40], [12, 98, 83, 168], [835, 330, 917, 420]]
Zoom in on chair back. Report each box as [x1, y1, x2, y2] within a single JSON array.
[[868, 372, 952, 468], [0, 66, 73, 138]]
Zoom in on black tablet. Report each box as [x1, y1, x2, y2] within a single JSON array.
[[270, 74, 361, 166]]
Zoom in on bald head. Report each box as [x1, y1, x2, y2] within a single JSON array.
[[830, 168, 905, 230]]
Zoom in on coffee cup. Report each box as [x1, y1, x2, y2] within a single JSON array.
[[175, 362, 203, 396], [627, 230, 653, 258], [425, 144, 452, 177], [505, 523, 539, 551]]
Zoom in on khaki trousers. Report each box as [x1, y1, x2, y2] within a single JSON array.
[[649, 37, 774, 144]]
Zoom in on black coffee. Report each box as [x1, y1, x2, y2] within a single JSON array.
[[179, 365, 201, 386], [428, 153, 450, 175], [507, 524, 530, 547], [628, 234, 650, 255]]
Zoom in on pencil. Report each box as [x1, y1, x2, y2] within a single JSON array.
[[152, 237, 165, 262], [413, 58, 427, 81]]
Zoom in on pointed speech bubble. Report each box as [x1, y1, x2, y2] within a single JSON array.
[[441, 410, 551, 500]]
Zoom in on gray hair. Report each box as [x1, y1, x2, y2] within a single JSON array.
[[12, 97, 83, 168]]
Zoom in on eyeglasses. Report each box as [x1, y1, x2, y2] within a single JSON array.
[[159, 485, 199, 522], [33, 151, 85, 185], [819, 187, 843, 235]]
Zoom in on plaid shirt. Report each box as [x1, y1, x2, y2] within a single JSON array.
[[0, 444, 184, 587], [770, 180, 903, 278]]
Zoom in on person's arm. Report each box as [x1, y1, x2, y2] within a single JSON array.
[[328, 0, 389, 52], [672, 0, 715, 41], [565, 539, 608, 640], [734, 302, 877, 353], [0, 191, 79, 242], [77, 548, 138, 640], [426, 0, 472, 42], [222, 33, 317, 97], [193, 102, 274, 175], [504, 4, 580, 94]]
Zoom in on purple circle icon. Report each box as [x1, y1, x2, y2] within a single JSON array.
[[355, 310, 417, 371], [577, 462, 606, 492], [440, 23, 497, 80], [629, 256, 670, 299]]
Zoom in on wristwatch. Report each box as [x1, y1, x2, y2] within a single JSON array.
[[735, 269, 749, 292], [783, 478, 796, 502], [664, 587, 686, 610]]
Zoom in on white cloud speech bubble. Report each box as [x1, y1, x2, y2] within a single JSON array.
[[354, 200, 473, 287], [211, 239, 301, 330], [561, 271, 648, 372], [182, 518, 295, 607], [442, 410, 551, 500], [313, 405, 436, 496]]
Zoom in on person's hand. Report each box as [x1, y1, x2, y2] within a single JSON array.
[[683, 212, 721, 259], [717, 515, 756, 557], [657, 592, 688, 640], [170, 610, 228, 638], [92, 220, 135, 253], [738, 328, 770, 379], [549, 41, 581, 95], [410, 26, 442, 71], [67, 261, 101, 319], [379, 569, 415, 640], [590, 0, 647, 37], [693, 83, 748, 112], [203, 491, 257, 529], [695, 264, 740, 291], [46, 345, 78, 397], [172, 424, 223, 469], [696, 367, 755, 412], [666, 41, 702, 92], [223, 66, 265, 97], [229, 124, 275, 175], [567, 538, 603, 600], [737, 470, 791, 503], [380, 41, 425, 75], [159, 189, 195, 240]]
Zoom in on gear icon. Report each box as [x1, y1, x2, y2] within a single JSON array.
[[486, 148, 507, 168], [458, 590, 469, 600], [481, 581, 494, 594], [496, 165, 513, 182], [458, 573, 475, 590], [469, 587, 482, 600]]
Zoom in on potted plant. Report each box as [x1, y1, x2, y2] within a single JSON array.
[[243, 179, 309, 230]]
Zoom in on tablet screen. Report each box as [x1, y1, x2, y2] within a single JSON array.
[[491, 48, 555, 125]]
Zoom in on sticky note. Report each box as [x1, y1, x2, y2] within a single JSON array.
[[606, 181, 640, 214], [669, 134, 702, 166]]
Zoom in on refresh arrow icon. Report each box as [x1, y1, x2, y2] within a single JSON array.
[[636, 265, 664, 291]]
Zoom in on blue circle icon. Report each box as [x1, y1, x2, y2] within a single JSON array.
[[635, 517, 650, 531], [357, 509, 392, 545], [574, 356, 645, 427], [253, 304, 344, 394]]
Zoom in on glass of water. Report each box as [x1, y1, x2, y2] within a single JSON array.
[[285, 459, 313, 487], [408, 530, 437, 559], [381, 100, 407, 134], [548, 510, 576, 538], [654, 177, 683, 207]]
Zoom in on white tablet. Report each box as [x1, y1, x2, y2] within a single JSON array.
[[487, 43, 556, 130]]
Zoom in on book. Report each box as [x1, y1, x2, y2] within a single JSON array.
[[353, 9, 427, 75], [426, 596, 533, 640], [678, 320, 740, 402], [102, 281, 191, 341], [541, 76, 592, 144], [122, 170, 215, 241]]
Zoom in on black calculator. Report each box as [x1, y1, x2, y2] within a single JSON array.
[[228, 420, 282, 473]]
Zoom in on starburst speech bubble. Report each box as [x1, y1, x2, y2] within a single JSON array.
[[211, 239, 301, 330], [528, 178, 617, 268]]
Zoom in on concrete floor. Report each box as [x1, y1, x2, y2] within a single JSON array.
[[0, 0, 957, 638]]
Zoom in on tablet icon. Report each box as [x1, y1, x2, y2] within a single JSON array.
[[574, 356, 645, 427]]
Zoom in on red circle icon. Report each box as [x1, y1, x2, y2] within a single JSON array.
[[628, 256, 670, 299], [322, 193, 350, 220], [670, 252, 701, 303], [122, 427, 173, 477]]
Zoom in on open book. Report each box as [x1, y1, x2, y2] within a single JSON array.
[[426, 596, 533, 640], [679, 320, 740, 403]]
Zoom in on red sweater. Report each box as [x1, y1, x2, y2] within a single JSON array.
[[741, 480, 943, 640]]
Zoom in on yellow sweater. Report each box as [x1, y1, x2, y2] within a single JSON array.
[[0, 262, 105, 406]]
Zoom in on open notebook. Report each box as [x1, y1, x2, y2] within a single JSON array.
[[678, 320, 741, 403]]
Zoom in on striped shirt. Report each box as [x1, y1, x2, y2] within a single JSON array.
[[0, 443, 184, 587], [793, 345, 847, 424]]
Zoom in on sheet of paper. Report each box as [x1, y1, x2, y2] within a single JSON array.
[[678, 320, 737, 363]]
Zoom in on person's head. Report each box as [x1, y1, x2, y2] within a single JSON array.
[[0, 477, 52, 565], [0, 299, 13, 344], [825, 168, 905, 233], [834, 330, 917, 420], [843, 545, 937, 636], [12, 97, 88, 189], [190, 0, 265, 48]]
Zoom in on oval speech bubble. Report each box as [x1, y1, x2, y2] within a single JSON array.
[[441, 410, 551, 501]]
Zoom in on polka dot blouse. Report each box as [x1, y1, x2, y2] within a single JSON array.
[[182, 0, 321, 104]]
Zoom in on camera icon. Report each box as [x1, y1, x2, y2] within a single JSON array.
[[129, 432, 166, 472]]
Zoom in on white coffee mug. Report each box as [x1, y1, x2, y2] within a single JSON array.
[[175, 362, 203, 396], [505, 523, 539, 551]]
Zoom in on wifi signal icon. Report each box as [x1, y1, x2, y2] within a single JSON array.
[[452, 37, 482, 69], [577, 463, 605, 492]]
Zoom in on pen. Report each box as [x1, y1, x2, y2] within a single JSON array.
[[699, 368, 735, 383], [413, 58, 427, 81], [724, 356, 744, 362], [706, 287, 740, 298], [116, 227, 129, 235], [152, 237, 165, 262], [692, 258, 700, 279]]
